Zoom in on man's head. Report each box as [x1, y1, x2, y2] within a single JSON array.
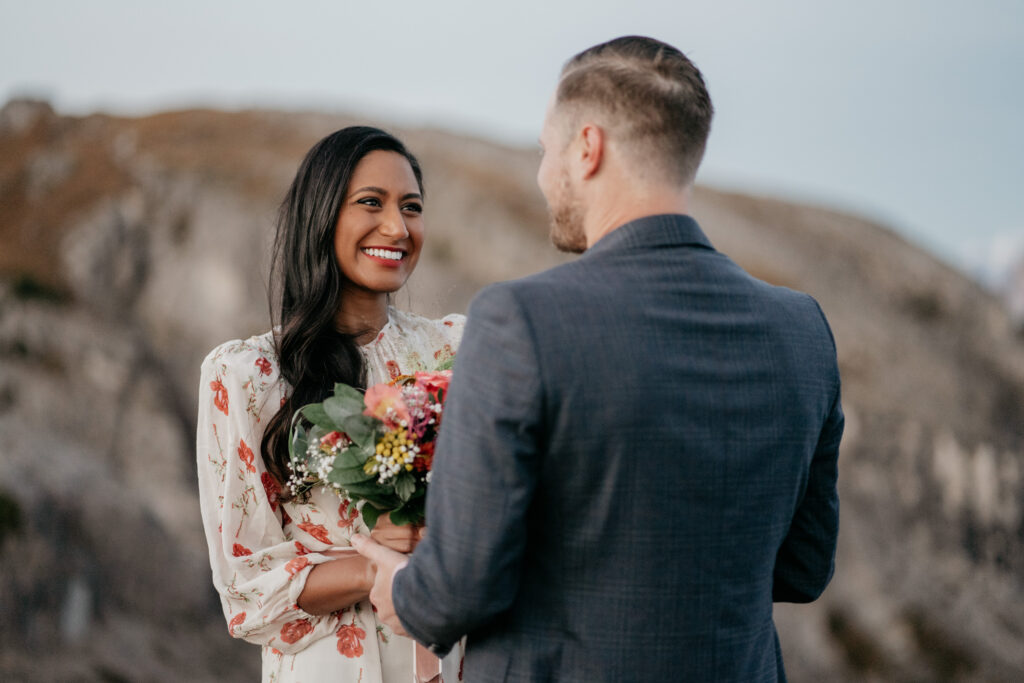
[[538, 36, 714, 252]]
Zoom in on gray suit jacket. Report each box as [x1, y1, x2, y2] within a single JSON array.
[[394, 214, 843, 682]]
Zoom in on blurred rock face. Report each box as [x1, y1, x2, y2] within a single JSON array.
[[1, 100, 1022, 682]]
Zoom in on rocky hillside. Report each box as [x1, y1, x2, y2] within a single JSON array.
[[1, 99, 1022, 682]]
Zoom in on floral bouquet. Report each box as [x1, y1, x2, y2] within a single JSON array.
[[287, 369, 452, 529]]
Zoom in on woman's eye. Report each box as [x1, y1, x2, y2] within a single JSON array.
[[403, 202, 423, 214], [357, 197, 382, 208]]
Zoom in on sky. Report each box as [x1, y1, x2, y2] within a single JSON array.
[[2, 0, 1022, 278]]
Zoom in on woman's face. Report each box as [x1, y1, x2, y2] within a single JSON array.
[[334, 150, 424, 294]]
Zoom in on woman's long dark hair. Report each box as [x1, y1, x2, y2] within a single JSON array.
[[261, 126, 424, 496]]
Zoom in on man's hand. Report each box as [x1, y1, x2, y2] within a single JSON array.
[[350, 533, 410, 636]]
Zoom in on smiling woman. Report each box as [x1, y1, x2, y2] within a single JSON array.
[[194, 126, 465, 683], [334, 149, 425, 300]]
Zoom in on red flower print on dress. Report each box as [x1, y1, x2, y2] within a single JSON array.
[[210, 379, 229, 416], [261, 472, 281, 512], [228, 611, 245, 635], [335, 623, 366, 658], [255, 357, 273, 375], [280, 618, 314, 644], [238, 439, 256, 473], [297, 515, 332, 545], [386, 360, 401, 380], [285, 556, 310, 578], [433, 343, 454, 361], [232, 543, 252, 557], [443, 320, 454, 327], [337, 500, 358, 529], [294, 541, 310, 555]]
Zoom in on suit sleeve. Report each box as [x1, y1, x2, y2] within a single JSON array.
[[392, 284, 543, 655], [773, 301, 843, 603]]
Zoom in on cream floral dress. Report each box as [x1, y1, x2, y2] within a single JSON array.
[[196, 308, 465, 683]]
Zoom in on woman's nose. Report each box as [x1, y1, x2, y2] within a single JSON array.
[[378, 206, 409, 239]]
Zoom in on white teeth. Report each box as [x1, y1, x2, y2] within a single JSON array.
[[362, 248, 403, 261]]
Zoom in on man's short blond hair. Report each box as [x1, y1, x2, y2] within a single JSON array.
[[556, 36, 714, 185]]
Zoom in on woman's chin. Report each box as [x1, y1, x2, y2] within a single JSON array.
[[347, 274, 413, 295]]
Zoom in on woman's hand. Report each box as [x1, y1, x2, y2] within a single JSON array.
[[370, 514, 424, 554], [297, 520, 426, 615]]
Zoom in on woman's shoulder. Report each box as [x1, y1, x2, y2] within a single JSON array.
[[201, 330, 279, 378]]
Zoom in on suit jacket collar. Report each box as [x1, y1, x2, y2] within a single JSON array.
[[584, 213, 714, 257]]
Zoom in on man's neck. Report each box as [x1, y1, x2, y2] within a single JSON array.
[[584, 190, 691, 249]]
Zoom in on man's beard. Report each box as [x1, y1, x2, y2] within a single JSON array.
[[547, 170, 587, 254]]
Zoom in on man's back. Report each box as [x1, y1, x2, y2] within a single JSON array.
[[395, 214, 842, 682]]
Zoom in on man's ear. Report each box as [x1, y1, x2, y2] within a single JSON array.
[[577, 123, 604, 180]]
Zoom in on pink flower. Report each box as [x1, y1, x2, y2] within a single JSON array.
[[321, 431, 346, 448], [414, 370, 451, 398], [363, 383, 411, 428]]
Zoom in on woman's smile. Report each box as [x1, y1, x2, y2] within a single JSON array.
[[361, 246, 407, 266]]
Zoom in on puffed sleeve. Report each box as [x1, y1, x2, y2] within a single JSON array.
[[439, 313, 466, 353], [196, 341, 339, 654]]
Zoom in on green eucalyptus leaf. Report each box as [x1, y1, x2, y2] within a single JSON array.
[[394, 473, 415, 502], [361, 504, 381, 530], [388, 507, 410, 526], [341, 481, 391, 498], [333, 448, 366, 470], [389, 503, 425, 527], [342, 415, 378, 449], [300, 403, 336, 430], [358, 492, 399, 509], [332, 384, 366, 408], [334, 383, 365, 401], [289, 423, 308, 462], [327, 466, 375, 486], [323, 393, 363, 424]]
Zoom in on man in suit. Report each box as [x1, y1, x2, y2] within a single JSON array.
[[352, 35, 843, 682]]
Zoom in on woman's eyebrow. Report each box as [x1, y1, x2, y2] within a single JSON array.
[[350, 185, 387, 195]]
